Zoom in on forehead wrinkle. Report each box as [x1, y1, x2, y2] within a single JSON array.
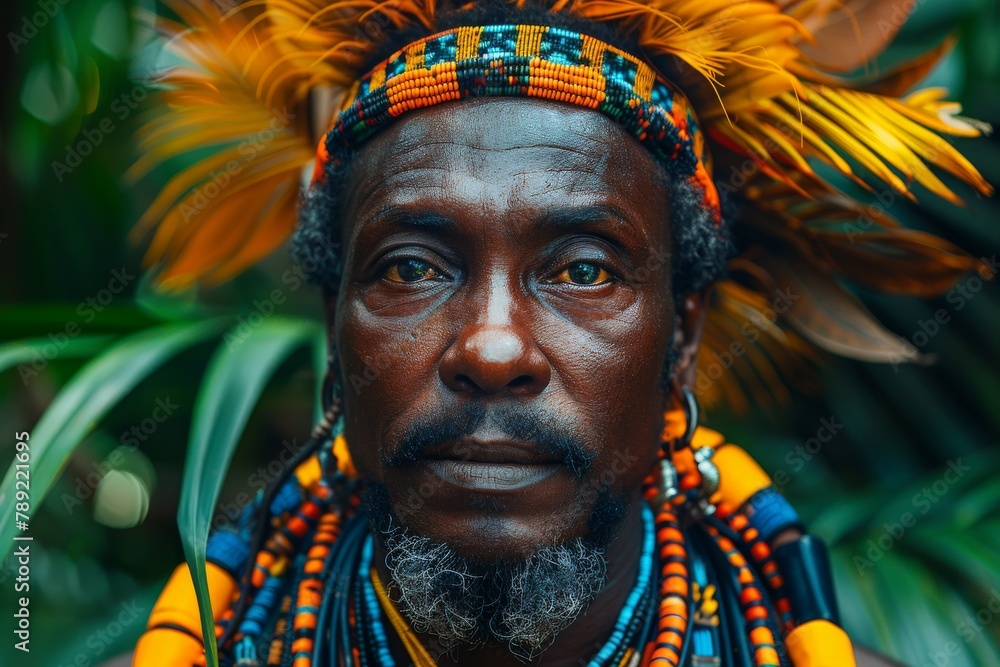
[[346, 163, 452, 226], [343, 99, 669, 252], [375, 108, 620, 176], [366, 140, 610, 182], [346, 99, 637, 209], [351, 144, 610, 224], [351, 163, 658, 254]]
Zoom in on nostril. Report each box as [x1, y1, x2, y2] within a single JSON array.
[[508, 375, 533, 388], [439, 325, 552, 394]]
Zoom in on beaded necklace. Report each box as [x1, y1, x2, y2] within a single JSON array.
[[298, 504, 659, 667], [204, 424, 823, 667], [139, 408, 855, 667], [215, 475, 785, 667]]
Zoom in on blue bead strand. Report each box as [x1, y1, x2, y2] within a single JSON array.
[[588, 502, 656, 666], [360, 536, 398, 666]]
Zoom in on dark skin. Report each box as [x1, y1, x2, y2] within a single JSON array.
[[332, 98, 681, 665], [110, 97, 897, 667], [324, 97, 896, 666]]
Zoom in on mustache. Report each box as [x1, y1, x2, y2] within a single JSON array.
[[381, 402, 596, 477]]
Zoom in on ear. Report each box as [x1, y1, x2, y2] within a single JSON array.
[[320, 286, 343, 406], [321, 285, 340, 365], [672, 288, 710, 390]]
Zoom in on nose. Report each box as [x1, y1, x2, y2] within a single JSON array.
[[438, 278, 551, 396]]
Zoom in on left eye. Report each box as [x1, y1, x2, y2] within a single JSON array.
[[552, 261, 613, 285], [383, 258, 442, 283]]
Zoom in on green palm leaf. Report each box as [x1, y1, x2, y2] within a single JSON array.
[[0, 334, 115, 376], [821, 454, 1000, 666], [178, 317, 320, 667], [0, 320, 223, 559]]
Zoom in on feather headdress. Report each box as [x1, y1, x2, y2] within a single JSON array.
[[132, 0, 993, 412]]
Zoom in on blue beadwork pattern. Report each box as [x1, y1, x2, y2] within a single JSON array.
[[742, 487, 803, 544], [312, 24, 720, 223], [207, 530, 252, 578]]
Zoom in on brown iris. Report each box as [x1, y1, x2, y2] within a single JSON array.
[[384, 258, 440, 283], [553, 261, 611, 285]]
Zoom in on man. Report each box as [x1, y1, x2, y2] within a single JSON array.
[[125, 0, 989, 665]]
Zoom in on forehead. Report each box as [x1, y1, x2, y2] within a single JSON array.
[[339, 97, 670, 232]]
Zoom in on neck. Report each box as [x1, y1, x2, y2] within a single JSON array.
[[371, 493, 646, 667]]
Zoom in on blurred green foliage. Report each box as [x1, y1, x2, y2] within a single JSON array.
[[1, 0, 999, 666]]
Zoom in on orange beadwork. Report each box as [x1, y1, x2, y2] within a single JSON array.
[[646, 506, 690, 667], [288, 510, 342, 667], [716, 501, 796, 633], [706, 525, 782, 667], [141, 428, 849, 667], [316, 24, 721, 245]]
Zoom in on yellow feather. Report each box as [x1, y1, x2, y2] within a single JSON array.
[[131, 0, 992, 414], [843, 90, 993, 197], [778, 90, 914, 197], [890, 89, 990, 137], [758, 100, 855, 176], [816, 85, 964, 204]]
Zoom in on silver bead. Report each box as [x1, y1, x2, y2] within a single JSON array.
[[660, 459, 679, 500], [695, 446, 720, 499]]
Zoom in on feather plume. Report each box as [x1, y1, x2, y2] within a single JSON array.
[[130, 0, 317, 289], [132, 0, 993, 412]]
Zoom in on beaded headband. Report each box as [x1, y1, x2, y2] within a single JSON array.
[[310, 24, 721, 224], [137, 0, 992, 411]]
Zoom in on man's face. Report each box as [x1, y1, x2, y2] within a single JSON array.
[[330, 97, 677, 562]]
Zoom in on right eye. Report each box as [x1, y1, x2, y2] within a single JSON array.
[[382, 258, 444, 283]]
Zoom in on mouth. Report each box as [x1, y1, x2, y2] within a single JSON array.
[[417, 438, 564, 492]]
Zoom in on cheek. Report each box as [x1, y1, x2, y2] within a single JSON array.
[[334, 296, 448, 477], [548, 289, 672, 401], [543, 296, 672, 486]]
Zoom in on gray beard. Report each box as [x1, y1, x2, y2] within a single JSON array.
[[376, 517, 609, 662]]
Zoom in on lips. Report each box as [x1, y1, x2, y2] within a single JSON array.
[[421, 438, 563, 465], [417, 438, 564, 492]]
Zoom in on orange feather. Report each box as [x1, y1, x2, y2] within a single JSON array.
[[131, 0, 993, 413]]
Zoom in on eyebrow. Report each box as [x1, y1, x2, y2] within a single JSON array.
[[355, 203, 646, 247], [357, 206, 460, 237], [534, 205, 646, 245]]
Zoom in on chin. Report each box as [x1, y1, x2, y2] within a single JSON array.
[[369, 469, 630, 562]]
